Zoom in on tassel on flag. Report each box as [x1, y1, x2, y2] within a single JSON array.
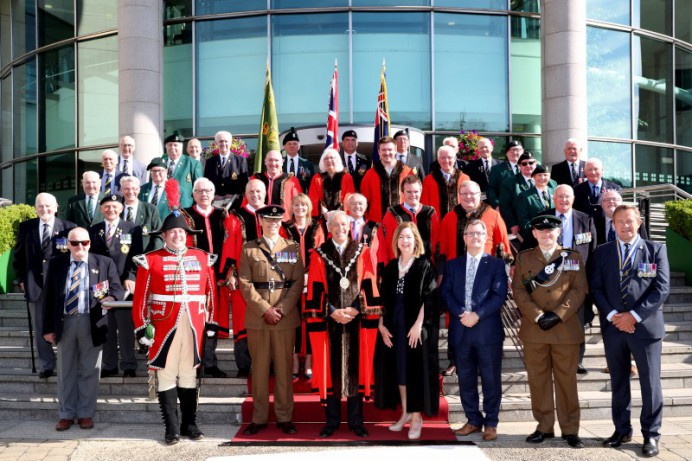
[[372, 60, 390, 163], [256, 63, 280, 173], [325, 60, 339, 151]]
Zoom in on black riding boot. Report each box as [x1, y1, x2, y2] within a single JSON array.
[[158, 388, 180, 445], [178, 387, 204, 440]]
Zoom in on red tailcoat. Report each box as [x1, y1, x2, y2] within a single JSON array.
[[132, 247, 218, 370], [360, 161, 413, 222]]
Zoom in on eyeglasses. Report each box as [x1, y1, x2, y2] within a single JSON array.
[[463, 232, 485, 237], [459, 192, 481, 197], [520, 161, 536, 166], [194, 189, 214, 194], [69, 240, 90, 246]]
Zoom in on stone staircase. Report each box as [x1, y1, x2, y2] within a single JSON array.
[[1, 271, 691, 426]]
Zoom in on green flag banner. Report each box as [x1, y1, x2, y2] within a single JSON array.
[[256, 65, 280, 173]]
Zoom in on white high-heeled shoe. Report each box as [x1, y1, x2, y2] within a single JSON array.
[[408, 418, 423, 440], [389, 413, 412, 432]]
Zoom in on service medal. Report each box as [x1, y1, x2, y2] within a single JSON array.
[[232, 172, 238, 180], [545, 263, 555, 275], [142, 226, 148, 236], [339, 277, 350, 290], [186, 173, 192, 183], [121, 244, 130, 254]]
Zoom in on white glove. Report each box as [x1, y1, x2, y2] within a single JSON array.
[[207, 330, 216, 338], [139, 336, 154, 346]]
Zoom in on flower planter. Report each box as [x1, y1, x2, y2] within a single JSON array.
[[666, 227, 692, 285]]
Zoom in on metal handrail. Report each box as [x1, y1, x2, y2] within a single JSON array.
[[622, 184, 692, 201]]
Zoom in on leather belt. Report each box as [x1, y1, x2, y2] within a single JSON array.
[[252, 281, 293, 292], [149, 294, 206, 303]]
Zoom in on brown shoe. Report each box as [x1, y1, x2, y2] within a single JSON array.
[[78, 417, 94, 429], [483, 426, 498, 441], [454, 423, 482, 436], [56, 419, 74, 431]]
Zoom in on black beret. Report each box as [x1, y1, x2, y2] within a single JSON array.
[[393, 129, 408, 139], [342, 130, 357, 140], [164, 133, 185, 144], [518, 152, 535, 164], [531, 164, 549, 176], [505, 140, 523, 152], [100, 194, 123, 206], [283, 127, 299, 145], [147, 157, 167, 170]]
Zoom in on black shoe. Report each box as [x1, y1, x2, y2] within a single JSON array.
[[602, 430, 632, 448], [277, 421, 297, 434], [642, 438, 659, 457], [236, 368, 250, 378], [526, 430, 555, 443], [242, 423, 267, 435], [38, 370, 54, 379], [203, 366, 227, 378], [320, 425, 337, 437], [350, 425, 369, 438], [123, 369, 136, 378], [563, 434, 584, 448], [576, 364, 588, 374], [164, 433, 180, 445], [100, 368, 118, 378]]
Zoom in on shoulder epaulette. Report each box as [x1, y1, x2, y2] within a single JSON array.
[[208, 253, 218, 266], [132, 254, 149, 270]]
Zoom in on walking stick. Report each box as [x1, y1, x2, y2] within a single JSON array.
[[25, 298, 36, 373]]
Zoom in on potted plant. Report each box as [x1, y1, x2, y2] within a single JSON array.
[[665, 199, 692, 284], [0, 204, 37, 293]]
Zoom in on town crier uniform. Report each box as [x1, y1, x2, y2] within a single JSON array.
[[131, 211, 219, 445]]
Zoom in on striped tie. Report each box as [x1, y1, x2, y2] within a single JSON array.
[[106, 224, 115, 247], [87, 196, 94, 221], [65, 261, 83, 315], [104, 174, 112, 196], [557, 214, 566, 246], [151, 185, 161, 206], [41, 223, 50, 252], [126, 206, 134, 223], [620, 243, 632, 308]]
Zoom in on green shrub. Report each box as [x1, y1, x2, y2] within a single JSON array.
[[0, 204, 37, 254], [665, 199, 692, 241]]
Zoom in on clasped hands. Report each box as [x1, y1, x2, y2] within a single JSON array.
[[612, 312, 636, 334], [537, 311, 561, 331], [262, 307, 284, 325], [460, 311, 479, 328], [330, 307, 358, 325]]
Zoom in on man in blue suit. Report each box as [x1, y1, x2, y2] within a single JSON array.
[[440, 219, 508, 442], [590, 204, 669, 458]]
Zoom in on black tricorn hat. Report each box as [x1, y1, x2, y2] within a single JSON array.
[[147, 157, 167, 170], [256, 205, 285, 219], [283, 127, 299, 145], [342, 130, 357, 140], [164, 133, 185, 144], [530, 214, 562, 230], [150, 210, 202, 235], [100, 194, 123, 206]]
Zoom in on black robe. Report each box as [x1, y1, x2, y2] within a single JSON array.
[[374, 257, 439, 415]]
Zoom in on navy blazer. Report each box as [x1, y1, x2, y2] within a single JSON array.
[[551, 160, 585, 187], [63, 194, 106, 228], [13, 217, 76, 302], [573, 179, 622, 219], [590, 239, 669, 340], [42, 253, 124, 346], [203, 153, 249, 197], [440, 253, 508, 347], [88, 220, 144, 282], [463, 157, 500, 192]]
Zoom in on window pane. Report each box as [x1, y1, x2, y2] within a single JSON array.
[[676, 47, 692, 147], [272, 13, 349, 129], [634, 144, 673, 186], [78, 0, 117, 35], [352, 12, 431, 129], [353, 0, 428, 5], [511, 16, 541, 134], [12, 0, 36, 57], [196, 16, 267, 136], [39, 151, 75, 203], [78, 36, 118, 146], [14, 158, 37, 204], [676, 0, 692, 44], [13, 58, 37, 156], [1, 76, 11, 163], [78, 149, 105, 179], [586, 0, 629, 25], [1, 0, 11, 66], [2, 168, 11, 199], [164, 29, 193, 137], [195, 0, 265, 15], [38, 0, 73, 47], [633, 0, 672, 35], [587, 141, 632, 187], [677, 149, 692, 194], [434, 13, 507, 132], [634, 36, 673, 143], [587, 27, 631, 139], [39, 45, 75, 151], [165, 0, 191, 19], [511, 0, 539, 12], [272, 0, 347, 7]]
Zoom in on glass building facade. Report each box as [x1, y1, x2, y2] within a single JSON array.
[[0, 0, 691, 205]]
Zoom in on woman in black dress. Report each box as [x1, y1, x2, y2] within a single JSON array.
[[375, 222, 439, 440]]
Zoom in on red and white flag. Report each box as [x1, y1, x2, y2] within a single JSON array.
[[325, 61, 339, 150]]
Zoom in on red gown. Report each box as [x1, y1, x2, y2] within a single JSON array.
[[421, 168, 470, 220], [378, 205, 441, 264], [360, 161, 413, 222], [307, 171, 356, 218], [438, 203, 511, 262]]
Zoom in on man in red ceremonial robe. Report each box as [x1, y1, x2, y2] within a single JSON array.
[[421, 145, 470, 220], [360, 136, 413, 222], [131, 211, 218, 445], [218, 179, 267, 378], [305, 211, 382, 438], [250, 150, 301, 220]]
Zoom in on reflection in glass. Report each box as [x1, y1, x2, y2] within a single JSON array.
[[272, 0, 347, 7], [435, 13, 508, 132], [38, 0, 74, 46], [77, 0, 117, 35], [272, 13, 348, 129], [511, 16, 540, 135], [352, 0, 428, 5], [435, 0, 506, 7], [587, 141, 632, 187], [195, 0, 265, 15], [164, 0, 191, 19], [78, 37, 118, 146], [196, 16, 267, 136], [165, 31, 193, 137], [587, 27, 631, 139], [633, 36, 672, 143], [676, 0, 691, 44], [677, 150, 692, 194], [2, 168, 11, 199], [12, 0, 36, 57], [1, 77, 11, 163], [586, 0, 629, 25], [1, 0, 11, 66], [511, 0, 540, 12], [13, 58, 37, 157], [39, 45, 75, 151], [352, 12, 431, 129], [78, 149, 105, 180], [39, 151, 75, 203], [14, 158, 38, 205], [633, 0, 672, 35], [634, 144, 673, 187], [675, 47, 692, 148]]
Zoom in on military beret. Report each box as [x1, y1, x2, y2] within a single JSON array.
[[505, 140, 523, 152], [147, 157, 167, 170], [283, 127, 299, 145], [518, 152, 535, 164], [100, 194, 123, 206], [530, 214, 562, 230], [342, 130, 357, 140], [531, 164, 549, 176], [164, 133, 185, 144], [256, 205, 285, 219], [393, 129, 408, 139]]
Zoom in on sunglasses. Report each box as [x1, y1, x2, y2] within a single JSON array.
[[69, 240, 90, 246], [520, 161, 536, 166]]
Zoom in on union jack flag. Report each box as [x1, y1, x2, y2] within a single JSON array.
[[325, 62, 339, 151], [373, 62, 389, 163]]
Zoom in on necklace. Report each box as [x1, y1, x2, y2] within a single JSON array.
[[398, 256, 414, 273], [317, 243, 363, 290]]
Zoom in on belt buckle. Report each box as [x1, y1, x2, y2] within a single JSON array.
[[268, 280, 275, 292]]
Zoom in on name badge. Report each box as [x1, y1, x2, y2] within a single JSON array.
[[574, 232, 592, 245], [184, 260, 201, 272], [56, 238, 69, 253], [563, 259, 580, 271], [92, 280, 109, 299], [638, 263, 657, 278]]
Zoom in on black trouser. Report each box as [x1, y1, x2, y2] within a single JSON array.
[[325, 395, 364, 429]]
